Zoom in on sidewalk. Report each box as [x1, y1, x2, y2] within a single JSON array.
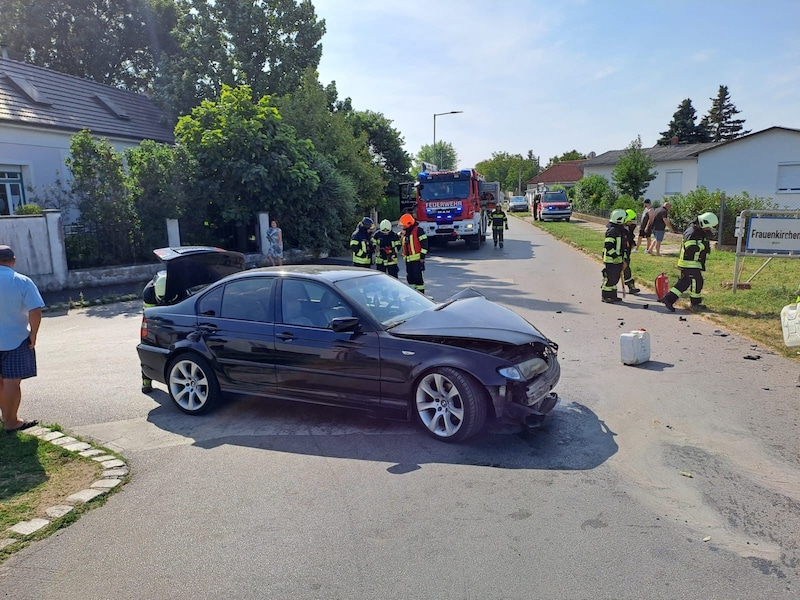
[[548, 212, 683, 256]]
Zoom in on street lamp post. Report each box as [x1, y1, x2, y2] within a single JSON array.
[[433, 110, 463, 169]]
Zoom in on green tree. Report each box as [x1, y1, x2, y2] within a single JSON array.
[[0, 0, 174, 92], [126, 140, 194, 253], [701, 85, 751, 142], [156, 0, 325, 117], [475, 152, 539, 193], [612, 136, 657, 200], [415, 142, 458, 173], [657, 98, 711, 145], [174, 84, 319, 251], [65, 131, 139, 265], [572, 173, 617, 213], [276, 70, 384, 216]]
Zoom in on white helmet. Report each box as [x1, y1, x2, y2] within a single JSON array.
[[698, 212, 718, 229], [609, 209, 627, 224], [379, 219, 392, 232]]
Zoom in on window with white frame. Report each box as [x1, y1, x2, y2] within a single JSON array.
[[777, 163, 800, 193], [0, 171, 26, 215], [664, 170, 682, 195]]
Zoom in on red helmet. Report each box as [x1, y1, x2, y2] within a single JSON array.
[[399, 214, 415, 228]]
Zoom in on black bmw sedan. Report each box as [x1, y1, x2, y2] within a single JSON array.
[[137, 265, 561, 443]]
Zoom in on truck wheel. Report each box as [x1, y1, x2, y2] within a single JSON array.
[[467, 235, 481, 250]]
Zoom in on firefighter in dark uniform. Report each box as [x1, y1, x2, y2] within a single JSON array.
[[659, 212, 718, 312], [622, 209, 640, 294], [490, 205, 509, 248], [601, 209, 628, 303], [373, 219, 401, 278], [350, 217, 375, 268], [399, 213, 428, 293]]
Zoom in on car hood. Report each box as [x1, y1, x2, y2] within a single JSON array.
[[390, 295, 551, 346]]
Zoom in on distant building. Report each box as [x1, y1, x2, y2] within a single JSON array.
[[581, 128, 800, 207], [525, 159, 586, 193], [0, 55, 174, 218]]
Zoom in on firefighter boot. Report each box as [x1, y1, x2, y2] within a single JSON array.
[[659, 291, 678, 312], [602, 291, 622, 303], [142, 377, 153, 393], [625, 280, 640, 294]]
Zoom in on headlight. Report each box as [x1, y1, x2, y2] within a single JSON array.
[[498, 366, 525, 381], [498, 358, 549, 382], [464, 223, 474, 231]]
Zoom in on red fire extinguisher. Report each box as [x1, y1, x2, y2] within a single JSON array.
[[655, 272, 669, 299]]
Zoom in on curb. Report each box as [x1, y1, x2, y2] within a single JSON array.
[[0, 426, 129, 554]]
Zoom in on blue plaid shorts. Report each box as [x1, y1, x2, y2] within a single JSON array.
[[0, 338, 37, 380]]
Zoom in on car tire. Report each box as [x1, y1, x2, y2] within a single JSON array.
[[166, 354, 221, 415], [413, 367, 488, 442]]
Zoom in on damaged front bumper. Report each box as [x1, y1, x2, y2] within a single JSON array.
[[489, 346, 561, 428]]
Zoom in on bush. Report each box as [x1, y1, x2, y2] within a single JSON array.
[[572, 174, 617, 214], [668, 187, 778, 244], [14, 203, 43, 215]]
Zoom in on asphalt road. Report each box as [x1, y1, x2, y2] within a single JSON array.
[[2, 217, 798, 600]]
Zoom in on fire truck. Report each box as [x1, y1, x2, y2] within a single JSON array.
[[399, 167, 497, 250]]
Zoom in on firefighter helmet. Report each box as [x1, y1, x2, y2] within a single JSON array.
[[399, 213, 415, 228], [360, 216, 374, 229], [698, 212, 718, 229], [379, 219, 392, 232], [609, 209, 627, 224], [625, 209, 637, 223]]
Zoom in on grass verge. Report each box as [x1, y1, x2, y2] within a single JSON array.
[[0, 426, 125, 562], [532, 219, 800, 362]]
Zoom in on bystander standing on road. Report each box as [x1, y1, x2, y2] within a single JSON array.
[[266, 219, 284, 266], [0, 245, 44, 433], [635, 198, 652, 252], [645, 201, 675, 256]]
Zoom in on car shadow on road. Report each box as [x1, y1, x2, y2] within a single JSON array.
[[144, 392, 617, 473]]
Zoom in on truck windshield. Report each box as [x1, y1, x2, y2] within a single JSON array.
[[419, 180, 470, 201]]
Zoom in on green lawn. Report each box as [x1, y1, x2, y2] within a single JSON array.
[[532, 219, 800, 361]]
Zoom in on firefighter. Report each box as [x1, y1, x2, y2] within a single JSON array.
[[622, 209, 640, 294], [659, 212, 718, 312], [350, 217, 375, 268], [399, 213, 428, 294], [601, 209, 628, 303], [373, 219, 401, 278], [490, 204, 509, 248]]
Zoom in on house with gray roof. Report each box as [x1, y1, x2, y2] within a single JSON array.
[[582, 127, 800, 208], [582, 142, 720, 200], [0, 54, 174, 218]]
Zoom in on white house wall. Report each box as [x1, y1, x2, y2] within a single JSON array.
[[0, 122, 145, 214], [697, 128, 800, 209], [583, 159, 698, 201]]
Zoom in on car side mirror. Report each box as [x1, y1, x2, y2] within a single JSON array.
[[330, 316, 360, 332]]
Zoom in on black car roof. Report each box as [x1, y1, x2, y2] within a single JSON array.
[[223, 264, 382, 284]]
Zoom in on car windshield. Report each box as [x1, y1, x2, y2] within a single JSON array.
[[543, 193, 567, 202], [511, 197, 526, 204], [335, 274, 436, 328], [419, 179, 470, 201]]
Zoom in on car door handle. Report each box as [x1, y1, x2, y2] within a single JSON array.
[[276, 332, 295, 341]]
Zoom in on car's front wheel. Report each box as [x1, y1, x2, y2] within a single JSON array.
[[413, 367, 487, 442], [167, 354, 221, 415]]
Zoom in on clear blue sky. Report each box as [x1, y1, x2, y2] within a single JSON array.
[[312, 0, 800, 168]]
